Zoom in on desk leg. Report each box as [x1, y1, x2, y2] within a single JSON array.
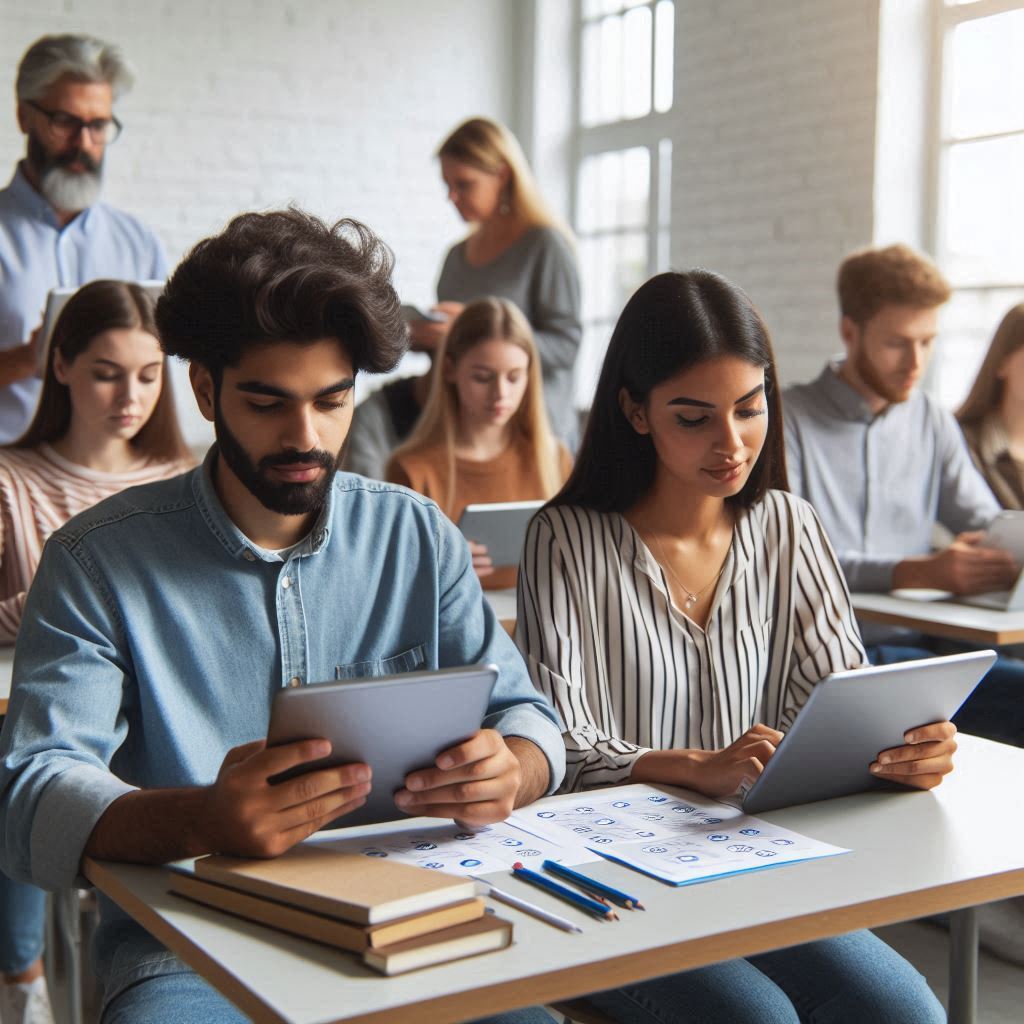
[[54, 890, 83, 1024], [948, 906, 979, 1024]]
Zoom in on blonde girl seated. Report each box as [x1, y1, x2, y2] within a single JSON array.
[[387, 297, 571, 589]]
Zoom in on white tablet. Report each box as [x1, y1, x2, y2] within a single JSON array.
[[458, 500, 544, 568], [742, 649, 995, 814], [38, 279, 164, 371], [266, 664, 497, 826]]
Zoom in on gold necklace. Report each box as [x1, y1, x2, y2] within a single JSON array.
[[644, 520, 728, 611]]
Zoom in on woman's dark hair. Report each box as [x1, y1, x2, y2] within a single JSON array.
[[552, 270, 788, 513], [156, 208, 407, 381], [13, 279, 190, 461]]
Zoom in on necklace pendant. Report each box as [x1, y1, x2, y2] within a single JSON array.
[[684, 594, 697, 609]]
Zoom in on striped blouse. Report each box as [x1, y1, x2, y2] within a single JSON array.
[[516, 489, 866, 792], [0, 444, 193, 643]]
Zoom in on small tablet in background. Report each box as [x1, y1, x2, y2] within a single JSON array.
[[981, 510, 1024, 562], [457, 500, 544, 568], [266, 664, 497, 826], [401, 304, 449, 324], [37, 279, 164, 372]]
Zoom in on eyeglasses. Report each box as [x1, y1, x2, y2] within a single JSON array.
[[25, 100, 122, 145]]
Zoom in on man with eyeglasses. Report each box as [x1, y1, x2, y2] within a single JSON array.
[[0, 33, 167, 1024], [0, 33, 166, 445]]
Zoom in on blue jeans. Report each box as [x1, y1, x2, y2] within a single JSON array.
[[587, 930, 943, 1024], [867, 643, 1024, 747], [101, 967, 555, 1023], [0, 869, 45, 975]]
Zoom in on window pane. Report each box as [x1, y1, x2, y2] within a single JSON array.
[[943, 135, 1024, 286], [932, 286, 1024, 408], [581, 21, 601, 128], [949, 10, 1024, 138], [657, 138, 672, 228], [598, 15, 625, 124], [654, 1, 674, 112], [575, 321, 616, 408], [577, 148, 651, 232], [622, 5, 653, 120]]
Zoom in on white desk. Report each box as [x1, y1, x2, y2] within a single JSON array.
[[1, 647, 12, 715], [86, 735, 1023, 1024], [483, 589, 517, 635], [851, 591, 1024, 646]]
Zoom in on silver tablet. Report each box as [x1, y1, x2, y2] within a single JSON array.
[[457, 500, 544, 567], [742, 649, 996, 814], [267, 664, 497, 826]]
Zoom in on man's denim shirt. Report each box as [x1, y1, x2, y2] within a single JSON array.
[[0, 449, 565, 1002]]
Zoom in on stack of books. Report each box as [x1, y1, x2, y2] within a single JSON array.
[[168, 844, 512, 975]]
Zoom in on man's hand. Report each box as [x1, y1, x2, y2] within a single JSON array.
[[896, 532, 1018, 594], [395, 730, 545, 828], [632, 724, 783, 798], [870, 720, 957, 791], [201, 739, 372, 857], [0, 325, 42, 388]]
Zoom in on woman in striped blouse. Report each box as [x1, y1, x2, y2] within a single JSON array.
[[0, 279, 192, 1024], [517, 271, 952, 1024]]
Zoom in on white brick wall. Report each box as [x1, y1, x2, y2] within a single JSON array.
[[670, 0, 881, 386], [1, 0, 521, 443]]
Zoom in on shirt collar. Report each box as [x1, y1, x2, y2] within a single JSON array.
[[7, 160, 96, 232], [816, 360, 878, 424], [191, 444, 333, 562]]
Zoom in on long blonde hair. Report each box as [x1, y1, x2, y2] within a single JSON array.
[[393, 298, 563, 513], [958, 304, 1024, 426], [438, 117, 574, 246]]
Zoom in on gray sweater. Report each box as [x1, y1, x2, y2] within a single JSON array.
[[438, 226, 581, 446]]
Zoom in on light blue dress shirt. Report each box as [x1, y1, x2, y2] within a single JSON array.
[[0, 450, 564, 1005], [0, 162, 167, 441]]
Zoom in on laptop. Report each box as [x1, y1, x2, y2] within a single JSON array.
[[741, 650, 995, 814]]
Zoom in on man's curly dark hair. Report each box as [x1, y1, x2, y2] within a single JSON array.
[[155, 208, 406, 378]]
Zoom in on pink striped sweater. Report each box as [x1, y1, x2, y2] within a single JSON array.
[[0, 444, 194, 644]]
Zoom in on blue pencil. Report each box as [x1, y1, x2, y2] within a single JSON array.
[[512, 862, 618, 920], [542, 859, 646, 910]]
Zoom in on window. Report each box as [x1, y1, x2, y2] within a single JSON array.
[[573, 0, 674, 407], [932, 0, 1024, 406]]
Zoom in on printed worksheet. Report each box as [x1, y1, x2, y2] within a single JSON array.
[[307, 821, 599, 876], [507, 784, 847, 885]]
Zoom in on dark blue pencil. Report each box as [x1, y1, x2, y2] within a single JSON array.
[[512, 862, 618, 920], [543, 859, 646, 910]]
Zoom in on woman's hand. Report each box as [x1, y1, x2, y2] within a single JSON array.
[[870, 720, 957, 790], [407, 302, 464, 353], [468, 540, 494, 580], [632, 724, 783, 799]]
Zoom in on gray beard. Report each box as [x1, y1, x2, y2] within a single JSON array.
[[39, 165, 102, 212]]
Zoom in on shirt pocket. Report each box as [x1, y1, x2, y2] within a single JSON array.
[[334, 642, 427, 681]]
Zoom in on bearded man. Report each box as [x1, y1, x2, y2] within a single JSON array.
[[0, 33, 166, 443]]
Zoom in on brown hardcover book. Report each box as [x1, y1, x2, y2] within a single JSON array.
[[168, 872, 486, 952], [363, 915, 513, 976], [192, 846, 476, 924]]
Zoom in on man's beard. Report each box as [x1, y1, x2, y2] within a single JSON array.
[[853, 341, 913, 405], [214, 404, 342, 517], [28, 132, 103, 212]]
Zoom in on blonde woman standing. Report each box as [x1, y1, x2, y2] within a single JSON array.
[[387, 298, 570, 589], [348, 117, 581, 475], [958, 304, 1024, 509]]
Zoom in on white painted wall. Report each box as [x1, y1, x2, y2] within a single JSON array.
[[1, 0, 521, 444], [669, 0, 882, 387]]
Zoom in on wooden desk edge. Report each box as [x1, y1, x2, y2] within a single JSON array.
[[852, 606, 1024, 646], [84, 858, 1024, 1024]]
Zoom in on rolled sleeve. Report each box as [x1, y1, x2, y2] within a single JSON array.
[[837, 552, 899, 593], [1, 540, 134, 890], [434, 508, 566, 795]]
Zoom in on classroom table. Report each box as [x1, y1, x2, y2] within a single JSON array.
[[85, 734, 1022, 1024], [484, 588, 517, 635], [1, 647, 12, 715], [851, 590, 1024, 646]]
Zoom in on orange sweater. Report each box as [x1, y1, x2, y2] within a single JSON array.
[[387, 436, 572, 590]]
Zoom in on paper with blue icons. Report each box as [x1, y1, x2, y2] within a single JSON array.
[[304, 820, 600, 876], [506, 784, 848, 886]]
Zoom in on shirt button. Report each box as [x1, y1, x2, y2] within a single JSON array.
[[243, 550, 256, 562], [288, 676, 301, 687], [282, 576, 291, 589]]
